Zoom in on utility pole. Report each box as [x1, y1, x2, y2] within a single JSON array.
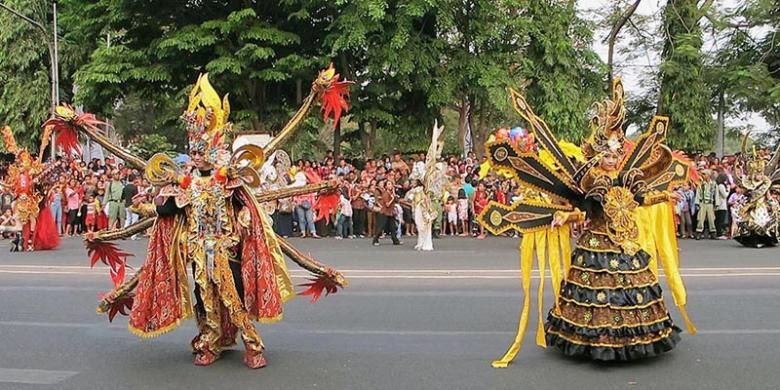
[[0, 1, 59, 157], [51, 0, 59, 158]]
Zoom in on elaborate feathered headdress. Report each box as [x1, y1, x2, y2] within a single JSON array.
[[182, 73, 233, 166], [582, 77, 627, 159]]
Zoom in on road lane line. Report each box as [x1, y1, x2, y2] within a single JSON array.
[[0, 368, 78, 385], [2, 321, 780, 338], [4, 265, 780, 272], [4, 270, 780, 279]]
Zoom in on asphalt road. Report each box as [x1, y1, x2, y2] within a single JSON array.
[[0, 235, 779, 390]]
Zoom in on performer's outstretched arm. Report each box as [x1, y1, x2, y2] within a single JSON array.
[[275, 235, 347, 288]]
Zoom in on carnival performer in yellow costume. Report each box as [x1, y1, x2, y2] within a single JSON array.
[[478, 77, 697, 367], [45, 65, 350, 369]]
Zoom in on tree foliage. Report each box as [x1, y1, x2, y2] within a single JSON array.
[[520, 1, 605, 142], [0, 0, 54, 151], [657, 0, 714, 151], [9, 0, 779, 158]]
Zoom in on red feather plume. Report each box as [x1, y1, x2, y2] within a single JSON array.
[[320, 75, 353, 126], [86, 240, 133, 288], [42, 104, 106, 156], [99, 291, 135, 322], [297, 272, 343, 303]]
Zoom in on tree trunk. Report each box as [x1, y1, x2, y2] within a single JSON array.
[[606, 0, 642, 89], [296, 79, 303, 105], [457, 98, 469, 154], [468, 98, 484, 158], [333, 119, 342, 156], [715, 90, 725, 157], [360, 122, 376, 159]]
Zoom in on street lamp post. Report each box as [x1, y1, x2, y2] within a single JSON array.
[[0, 0, 59, 158]]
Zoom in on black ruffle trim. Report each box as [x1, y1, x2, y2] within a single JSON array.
[[561, 283, 663, 307], [545, 314, 676, 339], [735, 234, 778, 248], [545, 326, 681, 362], [571, 248, 651, 272]]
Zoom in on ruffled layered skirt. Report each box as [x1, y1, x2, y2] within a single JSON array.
[[545, 248, 681, 361]]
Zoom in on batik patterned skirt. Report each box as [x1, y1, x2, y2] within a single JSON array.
[[545, 247, 681, 361]]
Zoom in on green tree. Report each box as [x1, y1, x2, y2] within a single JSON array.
[[656, 0, 714, 151], [319, 0, 442, 157], [0, 0, 55, 151], [520, 0, 605, 142], [127, 133, 176, 160], [68, 1, 329, 136]]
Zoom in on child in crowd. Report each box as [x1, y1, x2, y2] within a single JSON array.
[[473, 183, 488, 239], [84, 194, 99, 233], [1, 208, 22, 252], [445, 197, 457, 236], [728, 186, 746, 238], [336, 189, 354, 239], [675, 184, 695, 239], [457, 188, 469, 237]]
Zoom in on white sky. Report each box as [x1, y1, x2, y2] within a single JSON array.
[[578, 0, 771, 134]]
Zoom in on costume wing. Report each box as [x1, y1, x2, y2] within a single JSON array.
[[510, 89, 579, 180], [485, 141, 582, 203], [767, 143, 780, 185], [643, 153, 696, 192], [477, 200, 573, 236], [423, 121, 445, 193], [617, 116, 679, 192]]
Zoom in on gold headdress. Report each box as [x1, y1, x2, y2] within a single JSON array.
[[582, 77, 626, 159], [182, 74, 233, 166], [2, 125, 19, 154], [2, 125, 30, 164]]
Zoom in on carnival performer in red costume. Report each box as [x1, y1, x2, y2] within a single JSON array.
[[45, 65, 351, 369], [1, 126, 60, 251]]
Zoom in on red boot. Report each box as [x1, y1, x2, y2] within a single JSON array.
[[243, 349, 267, 369], [194, 350, 218, 366], [190, 334, 202, 354]]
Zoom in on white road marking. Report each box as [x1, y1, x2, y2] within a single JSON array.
[[0, 368, 78, 385], [1, 321, 779, 338], [2, 266, 780, 279], [3, 265, 780, 272]]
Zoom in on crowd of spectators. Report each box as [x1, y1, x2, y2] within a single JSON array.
[[673, 150, 775, 240], [1, 156, 147, 240], [268, 149, 513, 246], [0, 147, 776, 245]]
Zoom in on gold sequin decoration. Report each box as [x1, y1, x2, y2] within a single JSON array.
[[636, 293, 644, 304], [596, 292, 607, 302], [580, 273, 590, 283], [612, 314, 623, 324], [489, 210, 502, 226], [641, 310, 651, 321], [609, 259, 619, 269], [617, 274, 626, 285], [584, 312, 593, 322], [632, 259, 641, 269]]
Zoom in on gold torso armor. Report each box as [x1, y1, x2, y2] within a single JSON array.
[[186, 175, 239, 274]]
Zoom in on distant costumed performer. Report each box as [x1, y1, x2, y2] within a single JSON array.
[[732, 135, 780, 248], [478, 77, 698, 367], [44, 65, 352, 368], [1, 125, 60, 251], [406, 121, 446, 251]]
